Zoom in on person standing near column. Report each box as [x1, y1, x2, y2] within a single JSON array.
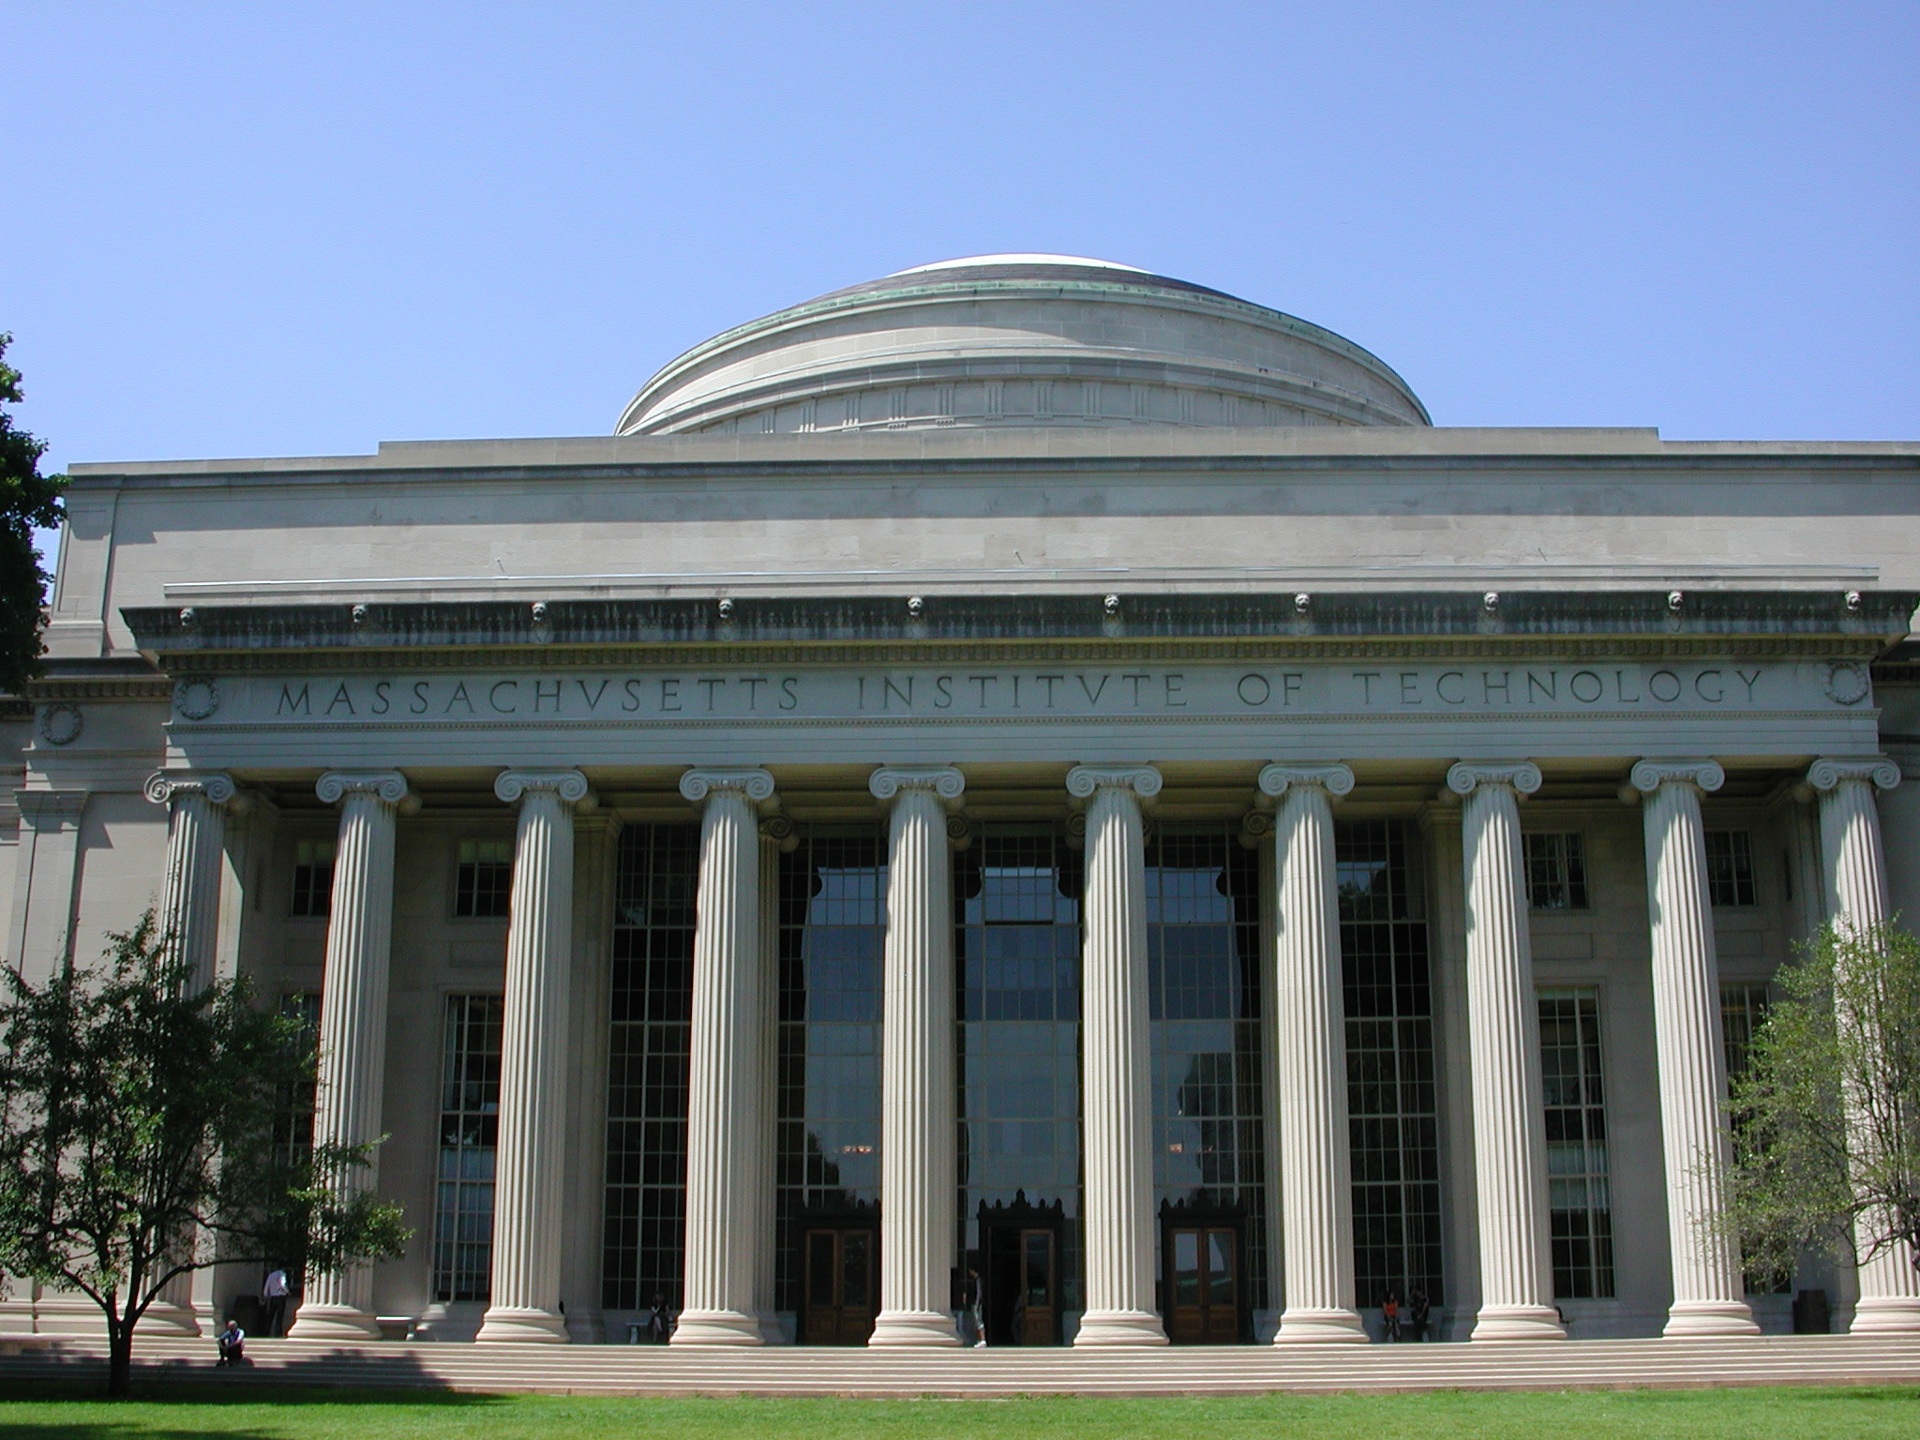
[[1446, 761, 1566, 1341], [1067, 764, 1169, 1346], [1630, 759, 1759, 1336], [1808, 756, 1920, 1334], [477, 769, 591, 1342], [673, 768, 775, 1346], [289, 770, 409, 1340], [1259, 763, 1368, 1343], [869, 766, 967, 1346]]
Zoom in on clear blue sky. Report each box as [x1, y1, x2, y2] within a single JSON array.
[[5, 1, 1916, 517]]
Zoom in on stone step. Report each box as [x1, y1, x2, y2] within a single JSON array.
[[3, 1335, 1917, 1396]]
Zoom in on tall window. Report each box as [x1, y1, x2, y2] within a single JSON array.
[[1524, 832, 1590, 910], [271, 992, 322, 1169], [434, 994, 503, 1303], [455, 838, 514, 918], [602, 825, 698, 1312], [1145, 828, 1269, 1309], [774, 827, 887, 1310], [1539, 988, 1614, 1298], [1721, 981, 1790, 1294], [955, 829, 1084, 1312], [1705, 831, 1757, 908], [290, 840, 335, 917], [1339, 819, 1444, 1309]]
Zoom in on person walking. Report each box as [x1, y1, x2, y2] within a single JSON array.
[[1382, 1290, 1402, 1343], [959, 1267, 984, 1347], [260, 1267, 290, 1337]]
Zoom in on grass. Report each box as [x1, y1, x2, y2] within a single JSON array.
[[1, 1386, 1918, 1440]]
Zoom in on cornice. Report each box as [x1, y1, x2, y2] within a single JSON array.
[[25, 675, 173, 701], [123, 589, 1915, 670]]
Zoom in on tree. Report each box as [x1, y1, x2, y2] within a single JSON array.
[[0, 916, 409, 1396], [0, 334, 64, 694], [1726, 920, 1920, 1286]]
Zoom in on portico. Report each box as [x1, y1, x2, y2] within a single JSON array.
[[11, 255, 1920, 1354]]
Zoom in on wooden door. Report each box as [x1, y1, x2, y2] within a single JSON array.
[[1016, 1229, 1055, 1345], [802, 1227, 875, 1344], [1167, 1226, 1239, 1343]]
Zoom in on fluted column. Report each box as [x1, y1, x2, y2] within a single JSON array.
[[1631, 759, 1759, 1336], [1447, 761, 1565, 1341], [673, 767, 774, 1346], [1259, 763, 1367, 1344], [290, 770, 409, 1340], [1809, 757, 1920, 1334], [869, 766, 966, 1347], [478, 769, 590, 1342], [1068, 764, 1169, 1346], [145, 770, 236, 991], [143, 770, 238, 1335], [753, 816, 792, 1344]]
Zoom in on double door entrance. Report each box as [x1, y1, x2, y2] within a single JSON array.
[[984, 1226, 1058, 1345], [801, 1224, 876, 1344], [1164, 1220, 1243, 1343]]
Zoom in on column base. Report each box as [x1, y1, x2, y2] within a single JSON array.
[[476, 1306, 570, 1343], [869, 1310, 962, 1347], [1851, 1297, 1920, 1335], [1470, 1304, 1566, 1341], [1073, 1309, 1169, 1346], [288, 1303, 384, 1340], [755, 1310, 789, 1346], [139, 1301, 203, 1338], [1663, 1299, 1759, 1337], [670, 1309, 764, 1346], [1274, 1307, 1369, 1344]]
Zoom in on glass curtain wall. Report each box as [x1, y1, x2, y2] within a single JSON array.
[[433, 993, 504, 1303], [1144, 828, 1270, 1311], [773, 827, 887, 1310], [1539, 987, 1615, 1299], [602, 825, 698, 1313], [955, 829, 1085, 1319], [1336, 819, 1444, 1310]]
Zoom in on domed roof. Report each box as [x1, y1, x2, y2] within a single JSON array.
[[616, 254, 1428, 436]]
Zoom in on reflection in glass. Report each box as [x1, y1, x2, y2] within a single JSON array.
[[957, 830, 1084, 1317], [602, 825, 698, 1312], [1146, 829, 1269, 1309], [775, 828, 887, 1312], [1339, 819, 1444, 1309]]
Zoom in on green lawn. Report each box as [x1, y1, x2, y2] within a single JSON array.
[[1, 1387, 1918, 1440]]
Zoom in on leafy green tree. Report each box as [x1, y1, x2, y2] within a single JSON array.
[[1727, 920, 1920, 1288], [0, 334, 64, 693], [0, 915, 409, 1396]]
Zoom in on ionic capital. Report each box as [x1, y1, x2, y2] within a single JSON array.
[[1629, 758, 1725, 796], [1446, 760, 1542, 799], [1808, 756, 1901, 794], [758, 814, 799, 851], [1257, 762, 1354, 801], [494, 769, 591, 807], [679, 767, 775, 807], [1066, 763, 1163, 804], [316, 770, 410, 807], [144, 769, 237, 808], [869, 765, 966, 807]]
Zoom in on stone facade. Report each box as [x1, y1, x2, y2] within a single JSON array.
[[6, 257, 1919, 1347]]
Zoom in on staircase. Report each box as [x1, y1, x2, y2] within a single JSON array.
[[3, 1334, 1919, 1396]]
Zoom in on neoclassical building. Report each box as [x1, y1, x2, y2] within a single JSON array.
[[6, 255, 1919, 1348]]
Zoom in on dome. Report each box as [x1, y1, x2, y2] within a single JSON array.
[[616, 254, 1429, 436]]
